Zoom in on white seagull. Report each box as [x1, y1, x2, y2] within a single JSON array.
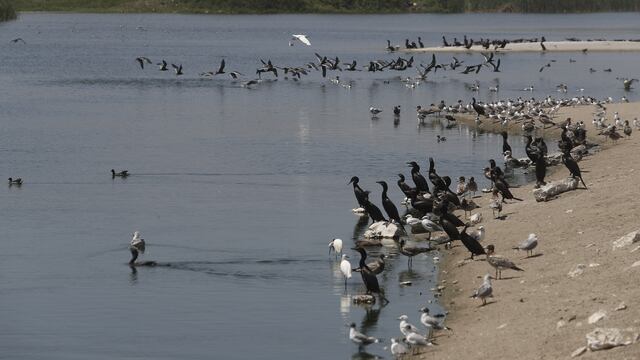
[[131, 231, 145, 253], [471, 274, 493, 306], [398, 315, 421, 336], [349, 323, 381, 349], [513, 233, 538, 257], [290, 34, 311, 46], [390, 338, 409, 357], [369, 107, 383, 117]]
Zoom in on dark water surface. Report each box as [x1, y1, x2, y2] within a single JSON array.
[[0, 13, 638, 359]]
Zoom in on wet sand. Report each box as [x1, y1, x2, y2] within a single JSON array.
[[405, 41, 640, 53], [419, 102, 640, 359]]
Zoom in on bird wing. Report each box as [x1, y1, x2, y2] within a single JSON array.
[[217, 59, 226, 73], [292, 34, 311, 46]]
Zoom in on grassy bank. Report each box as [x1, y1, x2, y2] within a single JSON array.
[[13, 0, 640, 14], [1, 0, 17, 21]]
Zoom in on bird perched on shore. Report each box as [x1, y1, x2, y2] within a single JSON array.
[[467, 177, 478, 197], [398, 315, 421, 336], [459, 225, 486, 260], [390, 338, 409, 357], [456, 176, 467, 196], [349, 323, 381, 350], [420, 307, 451, 338], [486, 244, 524, 279], [404, 326, 432, 350], [471, 274, 493, 306], [376, 180, 404, 228], [407, 161, 430, 194], [561, 149, 587, 189], [513, 233, 538, 257], [348, 176, 368, 210], [489, 189, 503, 218], [352, 247, 388, 303]]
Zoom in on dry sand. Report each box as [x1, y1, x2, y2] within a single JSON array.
[[412, 102, 640, 359], [404, 41, 640, 53]]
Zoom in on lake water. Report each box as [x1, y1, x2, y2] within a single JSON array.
[[0, 12, 638, 359]]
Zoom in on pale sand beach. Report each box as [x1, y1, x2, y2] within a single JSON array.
[[414, 102, 640, 359], [405, 41, 640, 53]]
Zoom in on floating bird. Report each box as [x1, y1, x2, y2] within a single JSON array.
[[513, 233, 538, 257], [111, 169, 129, 178], [349, 323, 381, 350], [621, 78, 638, 91], [436, 135, 446, 143], [290, 34, 311, 46], [486, 244, 524, 279], [129, 231, 156, 266], [471, 274, 493, 306], [339, 254, 352, 290], [8, 177, 22, 185], [229, 71, 244, 79], [329, 238, 343, 258], [369, 107, 383, 117], [135, 56, 152, 69], [10, 38, 26, 44]]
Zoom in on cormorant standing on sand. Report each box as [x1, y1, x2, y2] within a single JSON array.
[[562, 149, 587, 189], [459, 225, 486, 259]]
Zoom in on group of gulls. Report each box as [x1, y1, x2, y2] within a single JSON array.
[[329, 87, 635, 355]]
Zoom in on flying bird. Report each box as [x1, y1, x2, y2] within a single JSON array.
[[290, 34, 311, 46]]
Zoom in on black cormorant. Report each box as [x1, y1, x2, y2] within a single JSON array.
[[562, 150, 587, 189], [501, 131, 512, 155], [407, 161, 430, 194], [459, 225, 486, 259], [397, 174, 417, 199], [376, 181, 404, 228], [352, 247, 388, 303], [348, 176, 368, 208], [362, 191, 387, 222]]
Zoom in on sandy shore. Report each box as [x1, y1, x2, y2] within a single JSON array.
[[404, 41, 640, 53], [416, 102, 640, 359]]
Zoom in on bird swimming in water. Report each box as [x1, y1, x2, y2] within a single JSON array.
[[436, 135, 447, 143], [329, 238, 343, 258], [486, 244, 524, 279], [111, 169, 129, 178], [369, 107, 383, 117], [339, 254, 352, 290], [471, 274, 493, 306], [513, 233, 538, 257], [129, 231, 156, 266], [393, 105, 401, 117], [8, 177, 23, 185]]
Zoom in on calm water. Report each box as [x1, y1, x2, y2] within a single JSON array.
[[0, 13, 638, 359]]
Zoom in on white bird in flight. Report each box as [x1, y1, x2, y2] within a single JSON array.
[[290, 34, 311, 46]]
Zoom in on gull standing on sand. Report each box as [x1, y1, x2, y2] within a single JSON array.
[[420, 307, 451, 338], [340, 254, 352, 290], [398, 315, 421, 336], [471, 274, 493, 306], [329, 238, 343, 258], [349, 323, 381, 349], [470, 226, 485, 243], [404, 325, 432, 351], [513, 233, 538, 257], [486, 244, 524, 279]]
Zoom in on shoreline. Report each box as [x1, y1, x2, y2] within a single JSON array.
[[423, 102, 640, 359], [405, 40, 640, 53]]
